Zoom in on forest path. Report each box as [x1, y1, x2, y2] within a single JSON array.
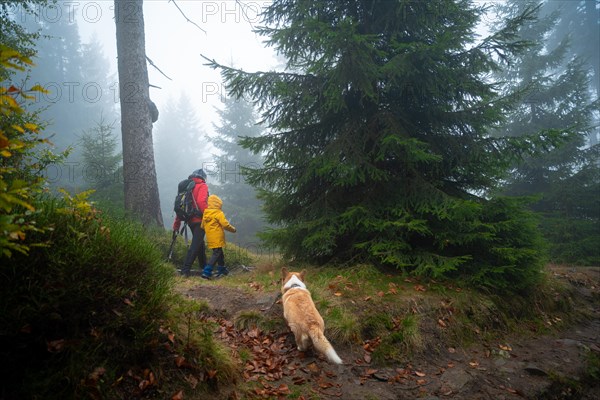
[[176, 266, 600, 399]]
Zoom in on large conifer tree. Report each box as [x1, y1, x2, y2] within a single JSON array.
[[209, 95, 266, 246], [114, 0, 163, 226], [545, 0, 599, 147], [206, 0, 568, 291], [154, 93, 208, 225], [22, 9, 87, 155], [80, 118, 124, 213], [494, 1, 599, 265], [17, 4, 118, 191]]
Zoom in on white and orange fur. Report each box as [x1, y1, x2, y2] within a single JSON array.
[[281, 268, 343, 364]]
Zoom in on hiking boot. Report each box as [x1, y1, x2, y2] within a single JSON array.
[[179, 268, 191, 278], [201, 265, 213, 280], [215, 266, 229, 278]]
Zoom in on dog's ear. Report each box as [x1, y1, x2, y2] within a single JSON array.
[[281, 267, 288, 279], [300, 269, 307, 280]]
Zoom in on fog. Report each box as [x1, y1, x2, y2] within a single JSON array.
[[74, 1, 278, 124], [12, 0, 278, 243], [6, 0, 599, 252]]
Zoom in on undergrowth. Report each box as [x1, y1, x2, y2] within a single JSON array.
[[0, 191, 581, 399], [0, 197, 237, 399], [161, 229, 255, 273], [272, 262, 581, 366]]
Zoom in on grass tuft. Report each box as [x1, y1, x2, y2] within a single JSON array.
[[371, 314, 423, 364], [324, 306, 362, 345], [235, 310, 266, 331], [0, 198, 238, 399]]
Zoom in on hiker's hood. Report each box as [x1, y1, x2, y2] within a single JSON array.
[[207, 194, 222, 210]]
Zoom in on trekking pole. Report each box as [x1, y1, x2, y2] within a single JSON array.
[[228, 211, 238, 226], [166, 229, 178, 261], [181, 222, 189, 247]]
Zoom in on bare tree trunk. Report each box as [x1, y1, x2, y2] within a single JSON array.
[[114, 0, 163, 226]]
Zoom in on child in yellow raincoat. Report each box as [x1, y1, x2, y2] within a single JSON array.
[[201, 194, 237, 279]]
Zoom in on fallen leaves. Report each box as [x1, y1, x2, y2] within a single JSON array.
[[113, 368, 159, 398], [174, 355, 186, 368], [171, 390, 184, 400], [253, 382, 291, 397], [217, 316, 290, 388], [184, 374, 199, 389], [213, 315, 349, 398], [136, 369, 157, 391], [46, 338, 66, 353], [498, 343, 512, 352], [80, 366, 106, 399], [360, 337, 380, 365]]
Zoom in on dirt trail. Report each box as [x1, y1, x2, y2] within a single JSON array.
[[178, 267, 600, 399]]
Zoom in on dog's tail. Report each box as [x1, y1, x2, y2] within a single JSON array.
[[309, 326, 343, 364]]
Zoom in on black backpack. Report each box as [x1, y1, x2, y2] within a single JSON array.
[[173, 179, 201, 222]]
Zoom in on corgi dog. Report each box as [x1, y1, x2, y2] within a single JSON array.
[[281, 268, 343, 364]]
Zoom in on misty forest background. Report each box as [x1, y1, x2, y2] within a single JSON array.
[[0, 0, 598, 271], [5, 2, 268, 247], [0, 0, 599, 398]]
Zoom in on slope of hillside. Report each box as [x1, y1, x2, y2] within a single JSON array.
[[171, 265, 599, 400]]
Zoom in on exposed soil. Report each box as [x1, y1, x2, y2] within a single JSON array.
[[177, 266, 600, 400]]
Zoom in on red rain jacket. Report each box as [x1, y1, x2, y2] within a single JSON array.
[[172, 177, 208, 230]]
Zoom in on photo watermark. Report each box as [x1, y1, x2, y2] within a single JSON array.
[[42, 161, 261, 185]]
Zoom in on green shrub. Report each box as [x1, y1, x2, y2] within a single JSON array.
[[1, 45, 65, 258], [540, 215, 600, 265], [267, 194, 547, 294], [0, 197, 174, 399], [366, 196, 547, 294], [457, 197, 547, 293]]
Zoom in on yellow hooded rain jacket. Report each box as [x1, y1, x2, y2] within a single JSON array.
[[201, 194, 236, 249]]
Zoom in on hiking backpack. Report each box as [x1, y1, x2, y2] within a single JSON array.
[[173, 179, 201, 222]]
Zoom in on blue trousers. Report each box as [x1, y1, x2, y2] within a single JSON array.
[[207, 247, 225, 267]]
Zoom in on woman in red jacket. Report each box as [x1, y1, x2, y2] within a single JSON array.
[[172, 169, 209, 277]]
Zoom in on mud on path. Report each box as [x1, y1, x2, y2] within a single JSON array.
[[177, 267, 600, 400]]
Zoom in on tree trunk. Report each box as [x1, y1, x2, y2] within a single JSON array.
[[114, 0, 163, 226]]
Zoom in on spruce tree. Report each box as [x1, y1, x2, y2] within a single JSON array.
[[205, 0, 567, 291], [22, 7, 87, 153], [154, 93, 208, 225], [494, 1, 599, 265], [209, 95, 266, 246], [80, 118, 124, 213], [79, 34, 118, 122], [17, 8, 118, 192], [544, 0, 599, 146]]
